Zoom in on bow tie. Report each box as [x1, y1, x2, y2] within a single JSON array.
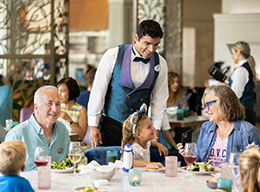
[[133, 57, 150, 64]]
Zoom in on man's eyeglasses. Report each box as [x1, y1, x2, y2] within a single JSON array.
[[202, 100, 217, 110]]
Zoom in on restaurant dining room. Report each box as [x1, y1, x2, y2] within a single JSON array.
[[1, 0, 260, 191]]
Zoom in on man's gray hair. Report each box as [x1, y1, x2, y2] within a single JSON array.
[[34, 85, 58, 104]]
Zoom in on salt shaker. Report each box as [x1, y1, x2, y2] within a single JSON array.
[[122, 143, 133, 172]]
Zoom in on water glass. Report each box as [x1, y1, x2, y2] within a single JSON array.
[[217, 178, 232, 192], [38, 156, 51, 189], [229, 165, 241, 192], [128, 168, 142, 186], [221, 162, 233, 180], [165, 156, 177, 177], [5, 119, 13, 131], [106, 150, 118, 164], [34, 147, 51, 189], [183, 106, 189, 118], [177, 109, 184, 120]]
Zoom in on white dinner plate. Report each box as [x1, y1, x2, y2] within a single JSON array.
[[178, 166, 220, 175], [210, 172, 221, 178], [51, 167, 79, 173], [143, 167, 165, 172], [74, 187, 108, 192]]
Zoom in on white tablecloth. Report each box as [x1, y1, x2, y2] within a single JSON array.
[[21, 168, 215, 192]]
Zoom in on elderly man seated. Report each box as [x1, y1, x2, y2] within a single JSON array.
[[5, 85, 70, 171]]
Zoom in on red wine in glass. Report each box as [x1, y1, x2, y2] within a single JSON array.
[[184, 156, 197, 165], [34, 160, 48, 167], [183, 143, 198, 178]]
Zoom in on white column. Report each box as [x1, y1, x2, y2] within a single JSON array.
[[108, 0, 133, 48]]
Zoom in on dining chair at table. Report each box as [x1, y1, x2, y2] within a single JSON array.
[[19, 107, 34, 123], [84, 146, 122, 165]]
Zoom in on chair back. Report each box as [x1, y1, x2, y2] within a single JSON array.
[[0, 85, 12, 127], [84, 146, 122, 165], [19, 107, 34, 123]]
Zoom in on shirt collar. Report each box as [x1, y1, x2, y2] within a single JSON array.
[[210, 121, 238, 133], [132, 43, 141, 57], [238, 59, 247, 67], [29, 113, 56, 134]]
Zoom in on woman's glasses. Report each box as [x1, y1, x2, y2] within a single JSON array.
[[202, 100, 217, 110]]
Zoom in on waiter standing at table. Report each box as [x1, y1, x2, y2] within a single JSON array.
[[88, 20, 168, 147]]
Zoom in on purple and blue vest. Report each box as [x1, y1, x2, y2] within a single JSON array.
[[103, 44, 160, 123]]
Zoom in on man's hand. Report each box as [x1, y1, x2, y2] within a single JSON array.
[[89, 126, 102, 148]]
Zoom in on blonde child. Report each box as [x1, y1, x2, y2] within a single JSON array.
[[0, 140, 35, 192], [239, 148, 260, 192], [121, 103, 168, 167]]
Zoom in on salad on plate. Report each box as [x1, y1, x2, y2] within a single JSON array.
[[51, 158, 77, 170], [184, 161, 215, 172], [75, 184, 107, 192]]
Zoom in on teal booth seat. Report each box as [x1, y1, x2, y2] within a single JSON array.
[[0, 85, 12, 127], [84, 129, 167, 166]]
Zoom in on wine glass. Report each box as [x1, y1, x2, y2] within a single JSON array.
[[34, 147, 49, 168], [68, 141, 82, 175], [183, 142, 198, 178], [228, 152, 242, 192], [229, 152, 241, 165]]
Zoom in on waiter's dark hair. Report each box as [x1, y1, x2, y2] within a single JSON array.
[[136, 20, 163, 40]]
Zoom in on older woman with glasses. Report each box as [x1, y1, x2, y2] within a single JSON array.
[[177, 85, 260, 168]]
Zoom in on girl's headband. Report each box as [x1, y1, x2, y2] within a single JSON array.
[[130, 103, 147, 137]]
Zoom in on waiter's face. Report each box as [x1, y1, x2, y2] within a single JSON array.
[[134, 34, 160, 59]]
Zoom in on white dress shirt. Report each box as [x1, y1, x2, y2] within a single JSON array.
[[230, 60, 249, 99], [88, 45, 168, 130]]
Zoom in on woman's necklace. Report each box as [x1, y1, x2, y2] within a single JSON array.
[[219, 123, 233, 139]]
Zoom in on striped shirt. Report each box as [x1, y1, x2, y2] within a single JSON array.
[[59, 103, 82, 133]]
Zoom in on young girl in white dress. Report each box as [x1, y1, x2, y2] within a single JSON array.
[[121, 104, 168, 167]]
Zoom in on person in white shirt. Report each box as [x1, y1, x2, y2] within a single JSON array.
[[219, 41, 256, 125], [88, 20, 168, 147]]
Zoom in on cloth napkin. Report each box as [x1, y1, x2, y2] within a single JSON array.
[[78, 160, 123, 175]]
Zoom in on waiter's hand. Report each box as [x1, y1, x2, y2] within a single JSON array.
[[89, 126, 102, 148]]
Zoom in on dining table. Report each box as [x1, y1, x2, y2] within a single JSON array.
[[69, 133, 79, 141], [168, 116, 209, 144], [20, 167, 216, 192], [168, 116, 208, 129]]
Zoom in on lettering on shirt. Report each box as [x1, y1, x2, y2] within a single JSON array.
[[208, 131, 228, 168]]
